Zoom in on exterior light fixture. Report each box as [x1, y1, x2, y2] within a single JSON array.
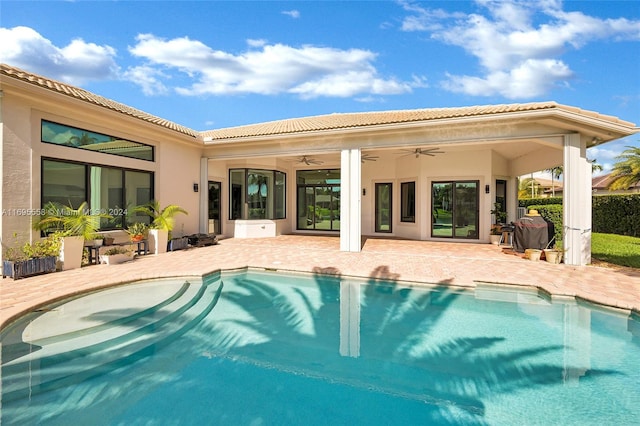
[[193, 183, 199, 192]]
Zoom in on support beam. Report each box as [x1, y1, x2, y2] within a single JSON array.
[[199, 157, 208, 234], [563, 134, 591, 266], [340, 148, 361, 252]]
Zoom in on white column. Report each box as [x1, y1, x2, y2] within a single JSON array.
[[340, 148, 362, 252], [563, 134, 591, 266], [199, 157, 208, 234]]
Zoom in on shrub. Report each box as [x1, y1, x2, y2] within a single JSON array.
[[519, 197, 562, 208], [592, 194, 640, 237]]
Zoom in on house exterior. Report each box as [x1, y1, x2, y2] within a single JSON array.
[[592, 173, 640, 195], [1, 63, 638, 266]]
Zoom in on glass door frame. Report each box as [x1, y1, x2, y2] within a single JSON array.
[[208, 180, 221, 235], [375, 182, 393, 233]]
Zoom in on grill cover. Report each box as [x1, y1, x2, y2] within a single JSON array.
[[513, 216, 554, 252]]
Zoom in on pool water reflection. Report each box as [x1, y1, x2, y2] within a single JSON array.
[[1, 269, 639, 425]]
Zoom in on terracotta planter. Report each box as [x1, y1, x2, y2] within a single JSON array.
[[543, 249, 563, 264], [525, 249, 542, 261]]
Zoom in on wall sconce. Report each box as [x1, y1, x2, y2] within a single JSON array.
[[362, 188, 366, 196], [485, 184, 490, 194], [193, 183, 199, 193]]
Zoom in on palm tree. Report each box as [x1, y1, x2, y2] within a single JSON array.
[[132, 200, 188, 232], [518, 177, 541, 199], [67, 132, 98, 147], [34, 201, 112, 240], [607, 146, 640, 190], [543, 159, 601, 197], [544, 167, 563, 197]]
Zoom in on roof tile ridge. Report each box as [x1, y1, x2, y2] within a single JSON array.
[[1, 63, 199, 138]]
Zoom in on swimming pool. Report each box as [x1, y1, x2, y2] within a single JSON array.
[[1, 269, 639, 425]]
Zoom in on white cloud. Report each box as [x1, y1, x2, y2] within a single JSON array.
[[122, 65, 169, 96], [282, 10, 300, 19], [128, 34, 423, 99], [0, 26, 119, 84], [400, 0, 640, 99], [247, 39, 267, 48], [442, 59, 572, 98]]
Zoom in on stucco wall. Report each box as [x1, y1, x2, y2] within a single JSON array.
[[1, 89, 203, 260], [2, 95, 37, 252]]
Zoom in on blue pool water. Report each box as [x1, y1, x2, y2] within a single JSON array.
[[1, 270, 639, 425]]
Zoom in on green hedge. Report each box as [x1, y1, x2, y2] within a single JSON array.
[[518, 197, 562, 207], [592, 195, 640, 237], [519, 194, 640, 237], [526, 204, 563, 244]]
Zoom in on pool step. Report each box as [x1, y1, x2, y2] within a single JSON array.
[[1, 279, 223, 402]]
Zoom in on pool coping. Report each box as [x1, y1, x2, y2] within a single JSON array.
[[2, 265, 637, 333], [1, 236, 639, 331]]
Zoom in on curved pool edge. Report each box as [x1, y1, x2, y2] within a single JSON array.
[[3, 263, 638, 333]]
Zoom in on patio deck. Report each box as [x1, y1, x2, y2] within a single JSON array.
[[1, 235, 639, 330]]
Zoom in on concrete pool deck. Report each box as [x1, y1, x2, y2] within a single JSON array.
[[1, 235, 639, 330]]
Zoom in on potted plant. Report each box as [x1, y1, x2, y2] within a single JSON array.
[[34, 201, 112, 270], [132, 201, 188, 255], [490, 202, 507, 225], [85, 234, 105, 248], [2, 234, 60, 279], [99, 246, 134, 265], [543, 241, 565, 264], [489, 225, 502, 245], [126, 222, 148, 242]]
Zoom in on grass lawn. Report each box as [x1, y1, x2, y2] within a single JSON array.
[[591, 233, 640, 269]]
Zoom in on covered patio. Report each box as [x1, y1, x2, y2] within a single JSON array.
[[201, 103, 638, 266]]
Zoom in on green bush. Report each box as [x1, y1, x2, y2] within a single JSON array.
[[519, 194, 640, 237], [519, 197, 562, 207], [593, 194, 640, 237], [527, 204, 563, 243]]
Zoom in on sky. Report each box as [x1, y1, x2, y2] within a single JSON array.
[[1, 0, 639, 176]]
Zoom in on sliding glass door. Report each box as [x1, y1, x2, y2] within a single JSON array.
[[432, 181, 478, 239], [296, 169, 340, 231]]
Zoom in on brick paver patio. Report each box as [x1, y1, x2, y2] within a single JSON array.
[[1, 235, 639, 330]]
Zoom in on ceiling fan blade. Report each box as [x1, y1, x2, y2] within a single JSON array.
[[298, 156, 323, 165]]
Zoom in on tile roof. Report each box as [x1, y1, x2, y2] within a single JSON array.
[[0, 63, 200, 139], [202, 102, 637, 142], [3, 63, 636, 144], [592, 173, 640, 190]]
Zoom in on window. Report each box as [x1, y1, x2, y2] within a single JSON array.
[[41, 120, 154, 161], [401, 181, 415, 222], [229, 169, 286, 220], [208, 181, 222, 235], [375, 182, 393, 233], [432, 180, 479, 239], [495, 179, 507, 221], [42, 158, 153, 229], [296, 169, 340, 231]]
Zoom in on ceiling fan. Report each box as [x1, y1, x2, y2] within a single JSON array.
[[361, 153, 379, 163], [296, 155, 324, 165], [400, 147, 444, 158]]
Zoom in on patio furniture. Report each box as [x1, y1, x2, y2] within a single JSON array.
[[498, 224, 514, 247]]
